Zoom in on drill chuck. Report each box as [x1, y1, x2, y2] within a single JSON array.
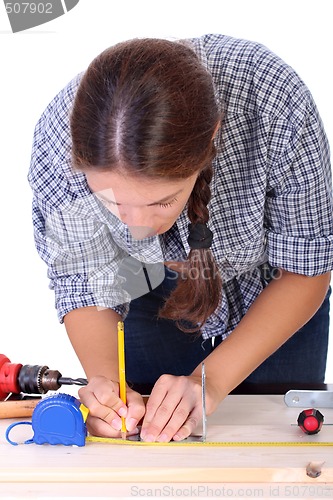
[[0, 354, 87, 400], [18, 365, 61, 394]]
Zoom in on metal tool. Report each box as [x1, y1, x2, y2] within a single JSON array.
[[201, 362, 207, 442], [284, 390, 333, 409], [0, 353, 87, 400]]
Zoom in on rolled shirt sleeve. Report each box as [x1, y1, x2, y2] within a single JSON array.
[[265, 93, 333, 275]]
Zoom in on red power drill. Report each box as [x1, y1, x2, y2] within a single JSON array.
[[0, 353, 87, 400]]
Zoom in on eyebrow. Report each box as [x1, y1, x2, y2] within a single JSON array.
[[98, 189, 182, 206]]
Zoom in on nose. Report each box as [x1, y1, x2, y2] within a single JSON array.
[[118, 207, 156, 239]]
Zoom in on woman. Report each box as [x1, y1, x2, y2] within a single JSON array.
[[29, 34, 332, 442]]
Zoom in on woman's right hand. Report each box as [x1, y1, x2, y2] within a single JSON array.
[[78, 375, 145, 438]]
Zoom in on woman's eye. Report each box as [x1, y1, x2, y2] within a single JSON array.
[[96, 195, 178, 209], [159, 198, 177, 208]]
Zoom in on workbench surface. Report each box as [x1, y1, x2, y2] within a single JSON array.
[[0, 394, 332, 498]]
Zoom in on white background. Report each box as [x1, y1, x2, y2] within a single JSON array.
[[0, 0, 332, 384]]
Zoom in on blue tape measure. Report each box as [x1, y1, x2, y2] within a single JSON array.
[[6, 393, 89, 447]]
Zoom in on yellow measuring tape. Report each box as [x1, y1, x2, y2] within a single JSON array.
[[86, 436, 333, 447]]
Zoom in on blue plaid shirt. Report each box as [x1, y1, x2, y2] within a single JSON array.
[[28, 34, 333, 340]]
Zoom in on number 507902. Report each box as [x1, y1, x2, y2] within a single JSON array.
[[5, 3, 53, 14]]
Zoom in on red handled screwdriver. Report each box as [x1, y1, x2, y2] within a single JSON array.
[[297, 408, 324, 435]]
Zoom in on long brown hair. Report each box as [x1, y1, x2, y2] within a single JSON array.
[[70, 38, 222, 332]]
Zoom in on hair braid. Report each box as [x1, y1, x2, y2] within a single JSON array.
[[159, 166, 222, 332], [187, 167, 212, 223]]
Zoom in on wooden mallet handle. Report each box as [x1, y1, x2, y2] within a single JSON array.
[[0, 399, 40, 419]]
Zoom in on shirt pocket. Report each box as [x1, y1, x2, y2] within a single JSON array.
[[52, 224, 118, 276], [213, 215, 267, 281]]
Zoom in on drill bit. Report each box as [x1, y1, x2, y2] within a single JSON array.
[[57, 377, 88, 387]]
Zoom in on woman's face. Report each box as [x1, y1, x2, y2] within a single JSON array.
[[85, 170, 198, 239]]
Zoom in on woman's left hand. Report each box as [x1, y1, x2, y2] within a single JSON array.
[[140, 374, 219, 442]]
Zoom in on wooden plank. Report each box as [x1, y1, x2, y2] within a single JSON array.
[[1, 466, 333, 483], [0, 395, 332, 486]]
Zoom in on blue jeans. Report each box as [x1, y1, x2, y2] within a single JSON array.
[[124, 268, 330, 388]]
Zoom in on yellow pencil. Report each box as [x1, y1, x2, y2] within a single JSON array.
[[117, 320, 127, 440]]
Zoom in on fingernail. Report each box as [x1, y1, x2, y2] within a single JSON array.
[[126, 417, 138, 431], [157, 433, 169, 443], [119, 407, 127, 417], [143, 434, 155, 442], [128, 427, 139, 437], [111, 418, 122, 431]]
